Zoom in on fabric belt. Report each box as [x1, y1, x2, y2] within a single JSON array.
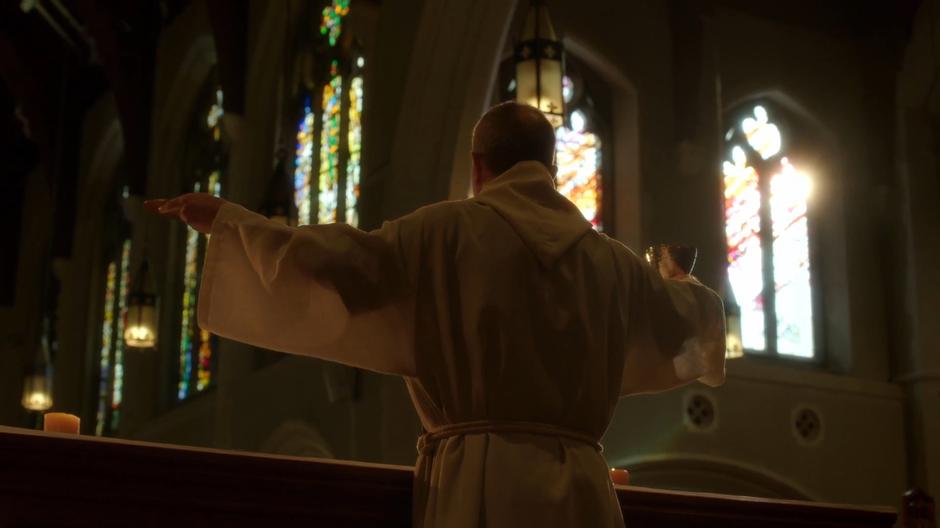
[[416, 420, 603, 456]]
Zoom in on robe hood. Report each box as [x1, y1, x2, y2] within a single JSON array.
[[474, 161, 593, 268]]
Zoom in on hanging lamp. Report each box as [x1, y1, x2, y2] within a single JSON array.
[[22, 261, 56, 412], [21, 329, 54, 411], [124, 257, 158, 348], [514, 0, 565, 127]]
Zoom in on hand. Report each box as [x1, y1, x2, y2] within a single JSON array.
[[657, 250, 689, 281], [145, 193, 226, 234]]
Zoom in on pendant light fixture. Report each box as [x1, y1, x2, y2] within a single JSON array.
[[21, 335, 54, 412], [514, 0, 565, 127], [22, 267, 56, 412], [124, 256, 158, 348]]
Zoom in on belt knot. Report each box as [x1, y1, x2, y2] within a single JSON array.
[[416, 420, 602, 456]]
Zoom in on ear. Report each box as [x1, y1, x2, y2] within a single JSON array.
[[471, 152, 485, 195]]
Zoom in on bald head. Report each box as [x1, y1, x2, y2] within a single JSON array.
[[471, 102, 556, 178]]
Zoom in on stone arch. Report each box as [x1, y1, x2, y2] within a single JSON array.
[[149, 32, 217, 199], [618, 453, 817, 501]]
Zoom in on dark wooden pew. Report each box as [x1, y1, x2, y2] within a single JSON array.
[[0, 426, 900, 527]]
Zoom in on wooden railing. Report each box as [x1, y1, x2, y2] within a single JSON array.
[[0, 426, 903, 527]]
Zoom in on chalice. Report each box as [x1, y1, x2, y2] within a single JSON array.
[[644, 244, 697, 280]]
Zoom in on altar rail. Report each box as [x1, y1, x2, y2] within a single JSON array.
[[0, 426, 902, 527]]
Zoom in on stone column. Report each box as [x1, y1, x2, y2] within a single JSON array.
[[209, 0, 287, 450], [896, 0, 940, 498]]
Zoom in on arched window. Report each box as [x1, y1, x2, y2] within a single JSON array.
[[94, 189, 132, 435], [722, 103, 815, 358], [499, 61, 606, 230], [293, 0, 365, 227], [177, 78, 225, 400]]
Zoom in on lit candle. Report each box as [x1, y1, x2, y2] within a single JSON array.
[[610, 468, 630, 486], [43, 412, 80, 434]]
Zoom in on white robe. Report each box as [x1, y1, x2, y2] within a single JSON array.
[[198, 161, 726, 527]]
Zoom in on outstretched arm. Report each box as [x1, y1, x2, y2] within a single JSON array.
[[148, 194, 416, 376], [610, 240, 726, 396]]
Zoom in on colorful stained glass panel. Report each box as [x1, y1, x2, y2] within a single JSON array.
[[555, 110, 602, 228], [294, 100, 315, 226], [722, 146, 766, 351], [318, 62, 343, 224], [96, 260, 117, 435], [178, 193, 200, 400], [110, 239, 131, 429], [770, 158, 814, 357], [345, 76, 363, 226], [741, 105, 781, 160], [320, 0, 350, 47]]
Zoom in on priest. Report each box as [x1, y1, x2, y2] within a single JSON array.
[[148, 102, 726, 527]]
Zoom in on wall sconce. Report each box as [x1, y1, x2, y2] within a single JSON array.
[[125, 258, 158, 348], [514, 0, 565, 128]]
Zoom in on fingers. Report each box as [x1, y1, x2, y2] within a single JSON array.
[[143, 199, 167, 214], [144, 195, 218, 234], [144, 195, 188, 220], [160, 195, 188, 212]]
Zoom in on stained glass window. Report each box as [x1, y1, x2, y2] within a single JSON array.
[[111, 239, 131, 428], [293, 4, 364, 228], [723, 104, 814, 358], [178, 88, 224, 400], [723, 146, 766, 351], [96, 238, 131, 435], [555, 108, 603, 229], [294, 99, 315, 226], [319, 61, 343, 224], [770, 158, 813, 356], [345, 74, 363, 225], [178, 207, 200, 400], [96, 261, 116, 435]]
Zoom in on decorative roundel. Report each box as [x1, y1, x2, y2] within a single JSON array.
[[684, 392, 717, 431], [792, 406, 823, 445]]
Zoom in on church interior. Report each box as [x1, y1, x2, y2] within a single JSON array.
[[1, 0, 939, 524]]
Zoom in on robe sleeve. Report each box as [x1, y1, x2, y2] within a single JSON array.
[[612, 241, 727, 396], [197, 203, 416, 376]]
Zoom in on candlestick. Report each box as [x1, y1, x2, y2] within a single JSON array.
[[644, 244, 697, 279], [43, 412, 80, 434], [610, 468, 630, 486]]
